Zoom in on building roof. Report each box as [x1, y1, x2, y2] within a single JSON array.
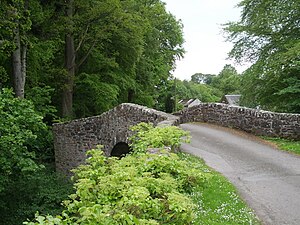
[[178, 98, 201, 107], [221, 95, 241, 106]]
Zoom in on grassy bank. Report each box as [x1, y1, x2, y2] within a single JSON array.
[[179, 153, 260, 225], [262, 137, 300, 155]]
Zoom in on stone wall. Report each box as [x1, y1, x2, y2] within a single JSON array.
[[53, 103, 179, 176], [53, 102, 299, 176], [178, 103, 300, 140]]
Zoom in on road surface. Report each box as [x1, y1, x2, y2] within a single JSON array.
[[180, 123, 300, 225]]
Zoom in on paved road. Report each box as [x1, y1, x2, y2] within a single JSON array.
[[180, 123, 300, 225]]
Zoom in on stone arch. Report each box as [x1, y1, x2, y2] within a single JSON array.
[[110, 142, 131, 157], [53, 103, 180, 176]]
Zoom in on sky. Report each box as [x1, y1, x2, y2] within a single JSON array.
[[163, 0, 248, 80]]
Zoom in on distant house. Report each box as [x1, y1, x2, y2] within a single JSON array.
[[178, 98, 201, 108], [221, 95, 241, 106]]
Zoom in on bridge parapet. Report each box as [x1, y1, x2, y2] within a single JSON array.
[[178, 103, 300, 140], [53, 103, 179, 176], [54, 102, 299, 176]]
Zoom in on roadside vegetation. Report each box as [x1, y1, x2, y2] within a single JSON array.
[[179, 153, 259, 225], [1, 0, 297, 224], [25, 124, 259, 225], [0, 89, 73, 225], [262, 137, 300, 155]]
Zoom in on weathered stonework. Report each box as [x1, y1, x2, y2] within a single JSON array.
[[53, 102, 300, 176], [53, 103, 179, 176], [178, 103, 300, 140]]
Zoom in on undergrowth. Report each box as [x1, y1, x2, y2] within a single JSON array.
[[262, 137, 300, 155], [24, 123, 259, 225]]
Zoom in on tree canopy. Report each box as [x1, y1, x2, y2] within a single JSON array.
[[210, 64, 241, 96], [224, 0, 300, 112], [0, 0, 184, 118]]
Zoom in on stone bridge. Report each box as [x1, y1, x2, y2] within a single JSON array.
[[53, 103, 300, 176], [53, 103, 179, 175]]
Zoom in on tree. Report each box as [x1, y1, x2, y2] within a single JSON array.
[[72, 0, 142, 116], [48, 0, 184, 118], [223, 0, 300, 112], [0, 0, 185, 118], [62, 0, 75, 117], [156, 77, 220, 113], [210, 64, 241, 95], [43, 0, 130, 117], [191, 73, 215, 84], [133, 0, 184, 105], [0, 0, 31, 98]]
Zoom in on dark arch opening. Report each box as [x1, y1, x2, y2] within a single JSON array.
[[110, 142, 131, 158]]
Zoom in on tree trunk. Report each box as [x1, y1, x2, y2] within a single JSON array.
[[128, 89, 134, 102], [12, 24, 26, 98], [11, 0, 28, 99], [62, 0, 75, 118]]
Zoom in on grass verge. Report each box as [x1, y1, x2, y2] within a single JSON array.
[[261, 137, 300, 155], [179, 152, 260, 225]]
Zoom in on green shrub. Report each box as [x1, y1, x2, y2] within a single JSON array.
[[0, 88, 62, 224], [24, 124, 259, 225], [25, 144, 207, 225], [0, 165, 73, 225], [0, 88, 48, 193], [129, 122, 190, 153]]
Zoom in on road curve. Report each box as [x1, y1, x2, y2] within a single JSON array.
[[180, 123, 300, 225]]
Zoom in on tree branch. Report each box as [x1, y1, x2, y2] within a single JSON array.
[[76, 40, 96, 69], [75, 25, 89, 53]]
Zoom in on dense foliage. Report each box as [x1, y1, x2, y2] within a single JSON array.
[[224, 0, 300, 112], [24, 124, 259, 225], [129, 122, 190, 153], [1, 0, 298, 115], [24, 125, 204, 225], [0, 88, 45, 193], [0, 166, 72, 225], [0, 0, 184, 118], [0, 88, 72, 225]]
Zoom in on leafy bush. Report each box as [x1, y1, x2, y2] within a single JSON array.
[[25, 125, 206, 225], [25, 148, 206, 225], [24, 124, 260, 225], [26, 86, 57, 121], [0, 88, 48, 193], [130, 122, 190, 153], [0, 88, 68, 224], [0, 165, 73, 225]]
